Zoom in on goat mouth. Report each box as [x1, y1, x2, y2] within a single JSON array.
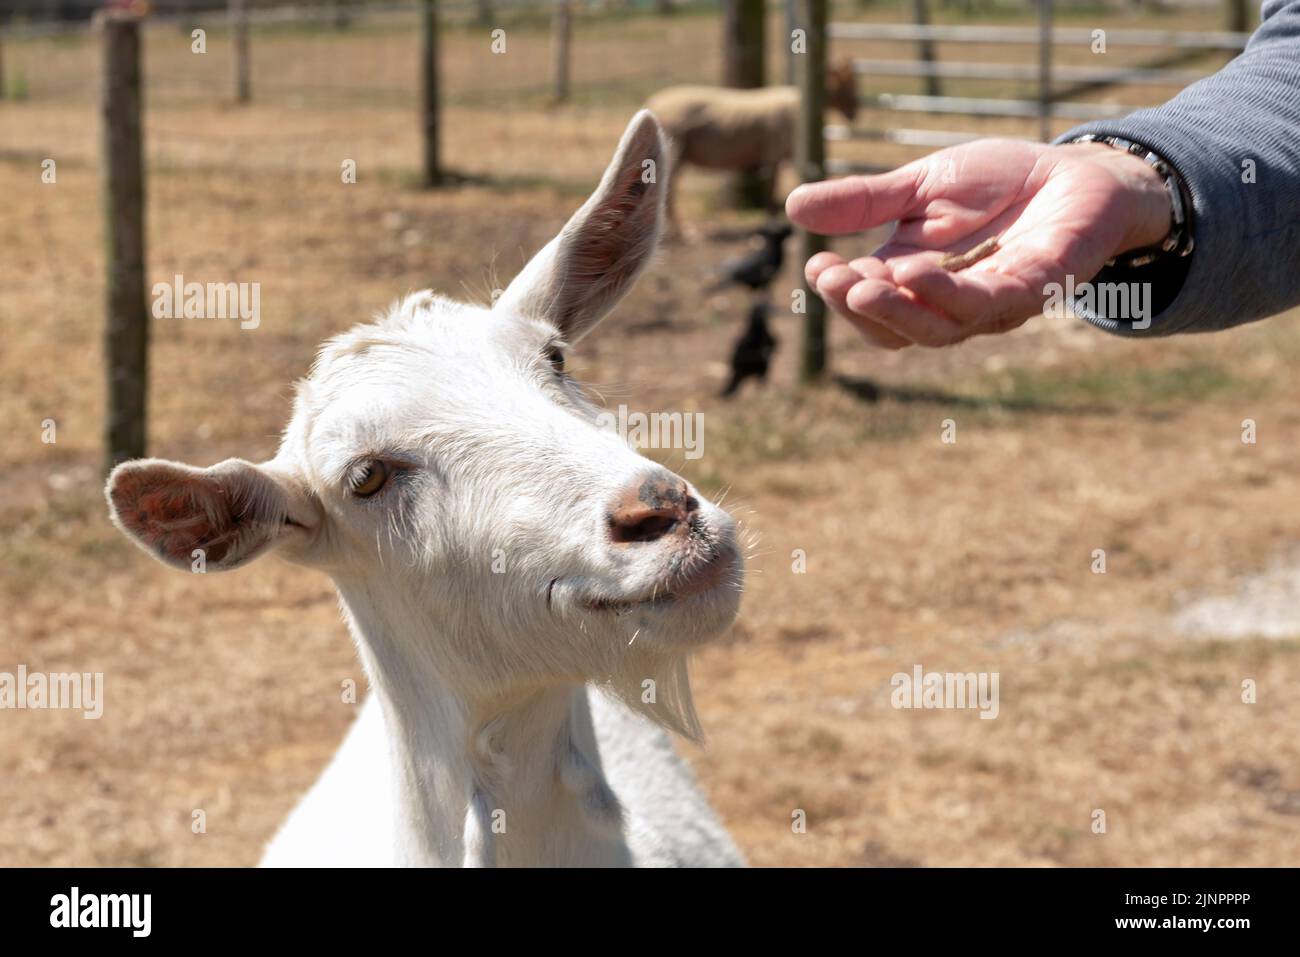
[[581, 590, 680, 614], [575, 546, 739, 615]]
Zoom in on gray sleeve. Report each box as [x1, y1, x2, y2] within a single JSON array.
[[1055, 0, 1300, 336]]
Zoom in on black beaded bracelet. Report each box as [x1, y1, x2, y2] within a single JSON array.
[[1068, 134, 1196, 269]]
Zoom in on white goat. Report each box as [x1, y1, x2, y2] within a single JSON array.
[[105, 112, 746, 867]]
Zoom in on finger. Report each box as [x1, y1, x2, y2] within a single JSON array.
[[888, 243, 1062, 336], [845, 254, 900, 283], [842, 278, 965, 348], [805, 250, 846, 288], [786, 164, 925, 236], [888, 254, 1002, 326], [814, 264, 912, 350]]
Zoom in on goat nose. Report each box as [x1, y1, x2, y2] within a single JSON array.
[[608, 474, 697, 545]]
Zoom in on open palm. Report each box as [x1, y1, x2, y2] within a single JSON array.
[[786, 139, 1170, 348]]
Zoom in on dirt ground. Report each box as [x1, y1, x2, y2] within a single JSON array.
[[3, 4, 1299, 867]]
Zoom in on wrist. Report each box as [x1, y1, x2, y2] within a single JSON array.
[[1071, 142, 1174, 251]]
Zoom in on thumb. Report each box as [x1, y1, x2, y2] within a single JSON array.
[[786, 163, 924, 235]]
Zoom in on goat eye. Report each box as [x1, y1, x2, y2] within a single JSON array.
[[348, 460, 390, 498], [546, 346, 565, 374]]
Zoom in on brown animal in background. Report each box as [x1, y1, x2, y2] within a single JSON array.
[[646, 60, 858, 235]]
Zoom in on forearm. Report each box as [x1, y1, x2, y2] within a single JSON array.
[[1056, 0, 1300, 336]]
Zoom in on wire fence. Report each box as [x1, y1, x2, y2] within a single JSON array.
[[2, 0, 1258, 444], [0, 1, 1251, 107], [1, 2, 727, 104], [1, 1, 739, 185], [819, 0, 1248, 173]]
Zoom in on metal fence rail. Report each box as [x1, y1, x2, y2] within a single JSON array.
[[850, 57, 1212, 87], [826, 8, 1252, 174], [865, 92, 1137, 120], [829, 22, 1251, 50]]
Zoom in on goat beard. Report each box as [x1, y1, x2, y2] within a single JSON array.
[[600, 652, 702, 743], [476, 608, 707, 743]]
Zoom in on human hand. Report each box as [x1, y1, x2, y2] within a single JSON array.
[[785, 139, 1173, 348]]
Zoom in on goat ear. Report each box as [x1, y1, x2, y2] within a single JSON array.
[[494, 109, 666, 342], [106, 458, 316, 573]]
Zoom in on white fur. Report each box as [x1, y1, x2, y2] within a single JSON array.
[[106, 112, 745, 868]]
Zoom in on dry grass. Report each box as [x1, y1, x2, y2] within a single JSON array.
[[3, 3, 1299, 867]]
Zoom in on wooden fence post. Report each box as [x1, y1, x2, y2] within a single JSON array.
[[101, 11, 149, 471], [420, 0, 443, 186], [1036, 0, 1052, 142], [328, 0, 356, 29], [230, 0, 250, 104], [723, 0, 767, 209], [1223, 0, 1249, 32], [795, 0, 827, 383], [723, 0, 765, 89], [552, 0, 572, 103], [784, 0, 797, 84], [1223, 0, 1249, 63], [911, 0, 939, 97]]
